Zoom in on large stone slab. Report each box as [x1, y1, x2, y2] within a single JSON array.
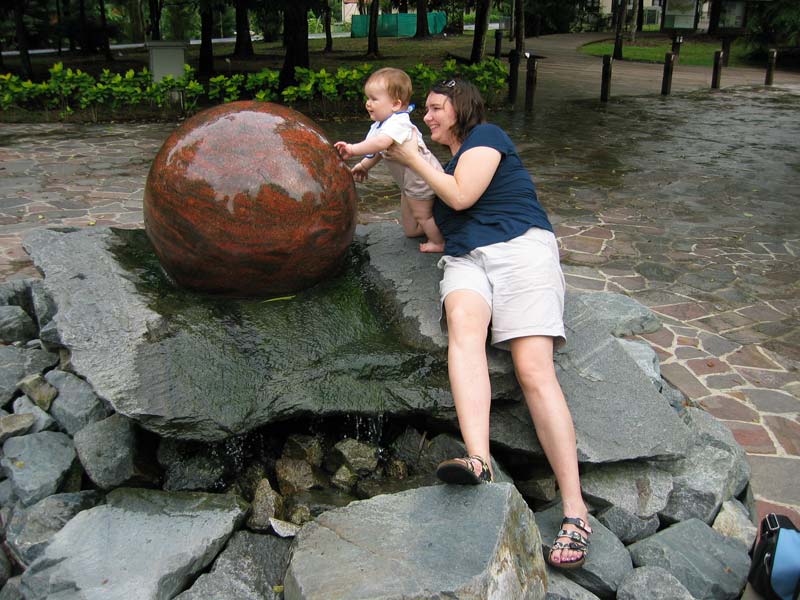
[[628, 518, 750, 600], [1, 431, 76, 506], [23, 227, 450, 442], [175, 531, 291, 599], [20, 488, 247, 600], [284, 482, 547, 600]]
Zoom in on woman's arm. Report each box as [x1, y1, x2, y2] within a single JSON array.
[[386, 134, 501, 211]]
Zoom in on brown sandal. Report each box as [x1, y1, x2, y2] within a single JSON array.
[[436, 455, 493, 485], [548, 516, 592, 570]]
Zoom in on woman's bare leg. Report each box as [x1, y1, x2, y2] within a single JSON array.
[[510, 335, 589, 565], [444, 290, 493, 474]]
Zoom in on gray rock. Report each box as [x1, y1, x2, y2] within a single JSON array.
[[516, 473, 558, 504], [0, 479, 17, 507], [23, 227, 453, 442], [535, 504, 632, 598], [617, 338, 662, 391], [544, 569, 601, 600], [156, 438, 227, 492], [330, 463, 358, 491], [660, 408, 750, 524], [285, 482, 547, 600], [269, 517, 300, 538], [713, 499, 757, 551], [580, 462, 673, 518], [0, 548, 10, 590], [12, 396, 55, 433], [73, 413, 139, 489], [282, 435, 325, 467], [15, 374, 58, 411], [175, 531, 291, 600], [20, 488, 248, 600], [596, 505, 660, 545], [28, 281, 56, 335], [628, 518, 750, 600], [275, 458, 328, 496], [246, 478, 284, 531], [0, 345, 58, 406], [0, 306, 37, 344], [566, 292, 662, 338], [333, 438, 379, 474], [1, 431, 76, 506], [0, 413, 36, 443], [5, 490, 102, 566], [45, 369, 111, 435], [0, 576, 23, 600], [616, 566, 694, 600]]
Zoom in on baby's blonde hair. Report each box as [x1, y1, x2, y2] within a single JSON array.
[[366, 67, 413, 106]]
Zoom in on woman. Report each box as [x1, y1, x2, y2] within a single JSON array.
[[385, 79, 591, 570]]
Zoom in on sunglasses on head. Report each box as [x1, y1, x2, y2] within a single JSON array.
[[440, 79, 456, 88]]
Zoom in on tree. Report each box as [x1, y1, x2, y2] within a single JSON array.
[[199, 3, 215, 74], [514, 0, 524, 55], [745, 0, 800, 53], [97, 0, 113, 59], [232, 0, 254, 57], [628, 0, 639, 42], [280, 0, 310, 87], [612, 0, 625, 59], [469, 0, 489, 63], [148, 0, 164, 39], [12, 0, 33, 79], [321, 0, 334, 52], [366, 0, 379, 57], [413, 0, 429, 39]]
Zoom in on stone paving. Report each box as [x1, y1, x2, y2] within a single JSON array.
[[1, 33, 798, 530]]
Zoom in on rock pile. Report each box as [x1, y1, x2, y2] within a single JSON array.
[[0, 223, 756, 599]]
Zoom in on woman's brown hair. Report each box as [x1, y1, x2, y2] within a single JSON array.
[[429, 78, 486, 143]]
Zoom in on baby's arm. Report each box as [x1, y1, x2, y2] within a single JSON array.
[[352, 154, 381, 182], [334, 133, 394, 160]]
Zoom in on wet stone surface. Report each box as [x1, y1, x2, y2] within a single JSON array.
[[1, 83, 799, 519]]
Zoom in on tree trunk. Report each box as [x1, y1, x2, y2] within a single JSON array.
[[613, 0, 626, 60], [514, 0, 524, 56], [280, 0, 309, 88], [708, 0, 722, 35], [78, 0, 96, 54], [56, 0, 62, 54], [637, 0, 644, 31], [414, 0, 429, 38], [13, 0, 33, 79], [233, 0, 254, 57], [398, 0, 407, 14], [628, 0, 639, 42], [147, 0, 162, 40], [469, 0, 489, 64], [63, 0, 75, 51], [366, 0, 379, 57], [323, 0, 333, 53], [199, 6, 215, 76], [98, 0, 113, 60]]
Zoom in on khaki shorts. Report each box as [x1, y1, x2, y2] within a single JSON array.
[[384, 151, 443, 200], [438, 227, 566, 350]]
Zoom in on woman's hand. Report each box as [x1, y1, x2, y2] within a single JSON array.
[[383, 130, 419, 166]]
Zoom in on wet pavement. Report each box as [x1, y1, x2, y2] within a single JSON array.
[[1, 33, 798, 525]]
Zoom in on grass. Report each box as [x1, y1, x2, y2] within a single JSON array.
[[2, 33, 483, 82], [579, 34, 754, 67]]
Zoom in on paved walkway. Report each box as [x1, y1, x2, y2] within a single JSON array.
[[0, 33, 798, 530]]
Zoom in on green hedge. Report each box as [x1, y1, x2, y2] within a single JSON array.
[[1, 58, 508, 121]]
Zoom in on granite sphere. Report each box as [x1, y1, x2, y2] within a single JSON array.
[[143, 101, 358, 297]]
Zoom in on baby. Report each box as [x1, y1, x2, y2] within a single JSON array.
[[335, 67, 444, 253]]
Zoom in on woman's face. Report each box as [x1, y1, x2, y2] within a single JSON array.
[[423, 92, 457, 147]]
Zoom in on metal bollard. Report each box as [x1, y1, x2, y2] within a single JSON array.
[[765, 49, 777, 85], [494, 30, 503, 60], [712, 50, 723, 89], [525, 55, 538, 112], [662, 52, 675, 95], [508, 49, 520, 107], [601, 55, 612, 102]]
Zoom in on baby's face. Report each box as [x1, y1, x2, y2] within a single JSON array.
[[364, 80, 402, 123]]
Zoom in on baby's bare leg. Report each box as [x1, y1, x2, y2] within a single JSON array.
[[408, 197, 445, 253], [400, 196, 424, 238]]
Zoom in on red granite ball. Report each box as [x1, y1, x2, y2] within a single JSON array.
[[143, 101, 358, 297]]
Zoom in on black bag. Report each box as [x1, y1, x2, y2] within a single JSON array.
[[748, 513, 800, 600]]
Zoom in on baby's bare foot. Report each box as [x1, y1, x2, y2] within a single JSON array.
[[419, 241, 444, 253]]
